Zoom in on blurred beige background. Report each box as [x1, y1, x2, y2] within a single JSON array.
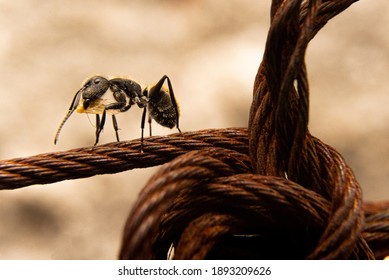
[[0, 0, 388, 259]]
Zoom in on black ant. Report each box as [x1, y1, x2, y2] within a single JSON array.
[[54, 75, 181, 148]]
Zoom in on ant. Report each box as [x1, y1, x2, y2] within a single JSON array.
[[54, 75, 181, 149]]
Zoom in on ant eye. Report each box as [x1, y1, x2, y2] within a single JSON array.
[[94, 78, 101, 84]]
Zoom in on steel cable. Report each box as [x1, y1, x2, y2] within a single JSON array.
[[247, 0, 373, 259], [0, 128, 248, 190]]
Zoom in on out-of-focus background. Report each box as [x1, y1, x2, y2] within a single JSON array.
[[0, 0, 388, 259]]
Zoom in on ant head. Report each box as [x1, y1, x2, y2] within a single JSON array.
[[81, 76, 110, 109]]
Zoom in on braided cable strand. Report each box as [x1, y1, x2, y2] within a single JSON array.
[[118, 145, 374, 259], [119, 148, 253, 259], [247, 0, 372, 259], [172, 213, 241, 260], [0, 128, 248, 190], [119, 147, 331, 259], [363, 211, 389, 259], [306, 139, 369, 259]]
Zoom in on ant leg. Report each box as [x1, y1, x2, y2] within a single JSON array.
[[105, 88, 130, 112], [164, 76, 181, 133], [95, 114, 100, 138], [140, 106, 147, 151], [153, 75, 181, 133], [95, 110, 106, 145], [148, 113, 152, 136], [112, 115, 120, 142]]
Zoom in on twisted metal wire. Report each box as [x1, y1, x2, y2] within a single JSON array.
[[248, 0, 369, 259], [0, 128, 248, 190], [1, 0, 389, 260]]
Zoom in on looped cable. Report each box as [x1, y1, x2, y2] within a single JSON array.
[[244, 0, 373, 259]]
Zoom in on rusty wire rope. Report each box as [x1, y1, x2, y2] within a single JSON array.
[[1, 0, 389, 259], [0, 128, 248, 190]]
